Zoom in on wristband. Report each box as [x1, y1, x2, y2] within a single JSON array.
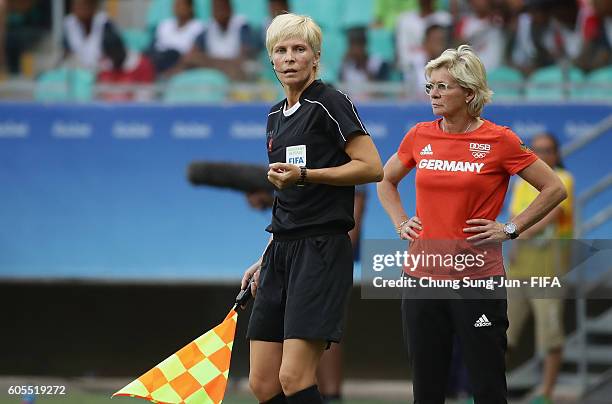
[[296, 167, 307, 187]]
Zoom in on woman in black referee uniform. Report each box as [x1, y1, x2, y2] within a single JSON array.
[[240, 13, 384, 404]]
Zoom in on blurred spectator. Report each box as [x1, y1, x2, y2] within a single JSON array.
[[268, 0, 289, 19], [401, 23, 449, 96], [505, 0, 525, 14], [168, 0, 256, 81], [586, 0, 612, 69], [508, 0, 559, 75], [508, 0, 610, 75], [373, 0, 417, 30], [593, 0, 612, 46], [339, 27, 390, 84], [507, 132, 574, 404], [0, 0, 5, 75], [578, 0, 612, 70], [149, 0, 204, 74], [396, 0, 451, 82], [454, 0, 505, 70], [255, 0, 290, 52], [3, 0, 50, 75], [550, 0, 598, 69], [554, 0, 612, 72], [63, 0, 121, 71], [97, 30, 155, 101]]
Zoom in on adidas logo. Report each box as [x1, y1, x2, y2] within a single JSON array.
[[474, 314, 492, 327], [420, 144, 433, 155]]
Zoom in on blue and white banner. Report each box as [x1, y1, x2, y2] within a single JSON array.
[[0, 102, 610, 280]]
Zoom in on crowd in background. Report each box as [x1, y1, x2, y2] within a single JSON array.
[[1, 0, 611, 101]]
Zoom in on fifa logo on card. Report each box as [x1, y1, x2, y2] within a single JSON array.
[[286, 145, 307, 167]]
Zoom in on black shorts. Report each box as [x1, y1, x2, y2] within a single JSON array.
[[402, 281, 509, 404], [246, 233, 353, 344]]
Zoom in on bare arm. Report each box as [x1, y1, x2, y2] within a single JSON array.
[[517, 205, 562, 239], [267, 133, 384, 188], [348, 190, 366, 248], [306, 134, 383, 185], [377, 153, 422, 240], [0, 0, 6, 73], [464, 159, 567, 243], [241, 234, 273, 297], [377, 153, 411, 227]]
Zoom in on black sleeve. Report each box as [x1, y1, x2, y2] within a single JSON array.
[[102, 21, 124, 50], [376, 61, 391, 81], [239, 23, 255, 54], [62, 33, 70, 52], [321, 90, 369, 149], [194, 31, 207, 52], [103, 21, 122, 41]]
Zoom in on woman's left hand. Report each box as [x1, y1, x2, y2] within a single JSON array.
[[267, 162, 301, 189], [463, 219, 508, 245]]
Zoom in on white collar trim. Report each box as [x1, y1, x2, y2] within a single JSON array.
[[283, 101, 301, 117]]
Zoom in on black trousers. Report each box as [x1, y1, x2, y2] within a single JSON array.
[[402, 293, 508, 404]]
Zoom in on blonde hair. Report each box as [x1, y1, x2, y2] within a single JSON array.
[[425, 44, 493, 117], [266, 13, 322, 64]]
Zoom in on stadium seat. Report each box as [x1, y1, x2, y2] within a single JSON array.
[[584, 65, 612, 101], [367, 27, 394, 62], [164, 68, 229, 103], [320, 29, 347, 83], [146, 0, 210, 30], [35, 68, 95, 102], [258, 50, 276, 82], [121, 29, 153, 52], [525, 65, 584, 101], [487, 66, 523, 101], [233, 0, 268, 29], [289, 0, 344, 30], [146, 0, 172, 30], [341, 0, 375, 28]]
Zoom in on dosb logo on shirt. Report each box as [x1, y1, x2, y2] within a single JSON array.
[[469, 142, 491, 159], [286, 145, 307, 167]]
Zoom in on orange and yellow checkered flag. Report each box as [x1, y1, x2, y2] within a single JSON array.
[[113, 308, 238, 404]]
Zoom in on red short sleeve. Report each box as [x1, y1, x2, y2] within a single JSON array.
[[500, 128, 539, 175], [397, 126, 417, 169]]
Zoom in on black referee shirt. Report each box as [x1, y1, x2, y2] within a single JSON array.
[[265, 80, 369, 239]]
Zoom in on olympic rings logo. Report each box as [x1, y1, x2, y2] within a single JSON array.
[[472, 152, 486, 159]]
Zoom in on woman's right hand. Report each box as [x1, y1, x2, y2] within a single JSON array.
[[241, 259, 262, 298], [398, 216, 422, 241]]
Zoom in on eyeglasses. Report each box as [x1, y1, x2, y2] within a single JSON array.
[[424, 82, 453, 95]]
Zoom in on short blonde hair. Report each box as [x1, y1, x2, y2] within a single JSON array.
[[266, 13, 322, 60], [425, 44, 493, 117]]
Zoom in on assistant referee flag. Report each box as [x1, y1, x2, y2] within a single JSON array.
[[113, 308, 238, 404]]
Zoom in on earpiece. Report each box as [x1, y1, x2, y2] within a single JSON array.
[[269, 60, 283, 86]]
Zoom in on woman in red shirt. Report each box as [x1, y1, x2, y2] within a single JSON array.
[[377, 45, 566, 403]]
